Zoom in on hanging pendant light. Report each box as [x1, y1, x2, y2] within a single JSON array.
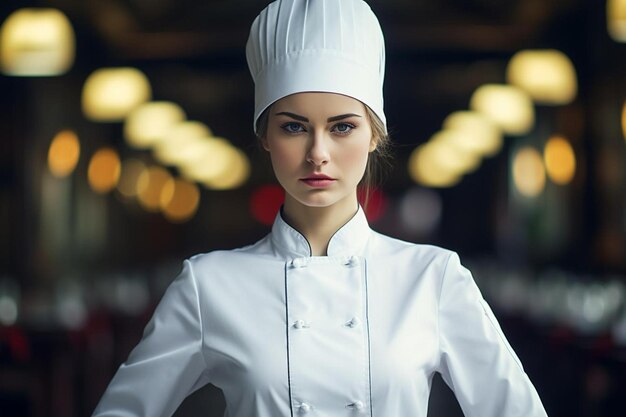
[[0, 8, 75, 76], [507, 49, 577, 105], [82, 67, 152, 121], [470, 84, 535, 136], [607, 0, 626, 42]]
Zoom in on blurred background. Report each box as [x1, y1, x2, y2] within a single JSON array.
[[1, 0, 626, 416]]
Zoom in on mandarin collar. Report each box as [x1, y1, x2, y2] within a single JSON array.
[[270, 206, 371, 259]]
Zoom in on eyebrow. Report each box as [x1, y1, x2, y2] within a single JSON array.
[[274, 112, 362, 123]]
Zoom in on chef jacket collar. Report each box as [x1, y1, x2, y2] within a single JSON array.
[[270, 205, 371, 259]]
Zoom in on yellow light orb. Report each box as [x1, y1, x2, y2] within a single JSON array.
[[0, 8, 75, 76], [116, 158, 146, 198], [442, 111, 503, 157], [608, 0, 626, 42], [470, 84, 535, 135], [507, 49, 577, 105], [544, 135, 576, 185], [202, 148, 251, 190], [82, 67, 152, 121], [153, 121, 213, 166], [512, 147, 546, 197], [408, 144, 462, 188], [48, 130, 80, 177], [124, 101, 186, 149], [179, 138, 235, 182], [429, 132, 482, 175], [87, 147, 121, 193], [136, 166, 172, 212], [160, 178, 201, 223]]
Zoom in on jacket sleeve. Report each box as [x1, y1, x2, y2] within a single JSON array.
[[92, 259, 209, 417], [437, 252, 548, 417]]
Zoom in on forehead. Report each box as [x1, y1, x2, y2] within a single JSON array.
[[271, 92, 366, 115]]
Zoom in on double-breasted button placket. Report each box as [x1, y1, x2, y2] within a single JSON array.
[[285, 255, 371, 416]]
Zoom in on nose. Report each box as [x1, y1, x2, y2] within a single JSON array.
[[306, 131, 330, 166]]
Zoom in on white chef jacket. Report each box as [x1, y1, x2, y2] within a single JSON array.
[[93, 206, 547, 417]]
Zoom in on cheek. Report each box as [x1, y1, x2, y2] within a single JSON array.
[[338, 140, 371, 171], [268, 143, 301, 172]]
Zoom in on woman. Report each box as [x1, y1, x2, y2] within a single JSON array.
[[93, 1, 548, 416]]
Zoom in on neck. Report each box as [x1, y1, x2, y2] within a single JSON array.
[[282, 194, 359, 256]]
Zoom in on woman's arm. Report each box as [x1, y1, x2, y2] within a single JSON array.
[[437, 252, 547, 417], [92, 259, 210, 417]]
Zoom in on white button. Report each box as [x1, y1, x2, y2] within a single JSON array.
[[299, 402, 311, 413], [344, 256, 359, 267], [346, 317, 361, 328], [290, 258, 308, 268], [348, 400, 365, 411], [293, 320, 308, 329]]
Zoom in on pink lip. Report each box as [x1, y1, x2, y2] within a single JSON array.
[[302, 174, 334, 180], [300, 174, 336, 188]]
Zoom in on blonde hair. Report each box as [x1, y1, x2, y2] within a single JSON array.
[[255, 103, 391, 208]]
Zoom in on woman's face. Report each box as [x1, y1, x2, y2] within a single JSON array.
[[262, 92, 376, 210]]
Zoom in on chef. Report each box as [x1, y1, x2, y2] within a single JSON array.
[[92, 1, 549, 416]]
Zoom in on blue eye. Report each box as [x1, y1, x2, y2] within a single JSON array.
[[281, 122, 305, 134], [332, 122, 355, 135]]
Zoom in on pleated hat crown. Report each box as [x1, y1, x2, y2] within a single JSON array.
[[246, 0, 386, 134]]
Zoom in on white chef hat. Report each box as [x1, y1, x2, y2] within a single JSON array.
[[245, 0, 387, 135]]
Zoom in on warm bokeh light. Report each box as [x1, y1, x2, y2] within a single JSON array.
[[622, 101, 626, 141], [124, 101, 186, 149], [512, 147, 546, 197], [608, 0, 626, 42], [136, 166, 173, 212], [470, 84, 535, 135], [116, 158, 146, 198], [442, 111, 503, 157], [507, 49, 577, 105], [430, 131, 482, 174], [48, 130, 80, 177], [0, 8, 75, 76], [544, 135, 576, 185], [179, 137, 235, 183], [160, 178, 201, 223], [202, 148, 251, 190], [82, 67, 152, 121], [87, 147, 121, 194], [408, 143, 463, 188], [250, 184, 285, 225], [153, 121, 213, 166]]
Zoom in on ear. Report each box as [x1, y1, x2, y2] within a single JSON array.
[[369, 136, 378, 152], [261, 136, 270, 151]]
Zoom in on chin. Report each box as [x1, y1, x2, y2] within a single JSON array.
[[290, 189, 357, 210], [294, 195, 337, 208]]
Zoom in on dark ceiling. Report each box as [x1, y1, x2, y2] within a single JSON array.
[[22, 0, 597, 140], [0, 0, 607, 156], [45, 0, 588, 59]]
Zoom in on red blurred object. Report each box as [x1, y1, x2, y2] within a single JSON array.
[[250, 184, 285, 225], [0, 326, 31, 362], [358, 187, 387, 223], [251, 185, 386, 225]]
